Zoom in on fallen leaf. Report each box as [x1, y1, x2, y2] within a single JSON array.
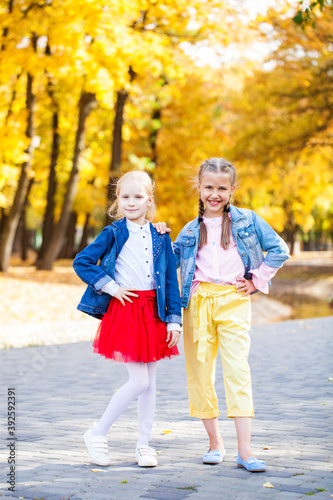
[[328, 377, 333, 382], [263, 446, 272, 450], [162, 429, 172, 435], [91, 469, 105, 472], [263, 482, 274, 489]]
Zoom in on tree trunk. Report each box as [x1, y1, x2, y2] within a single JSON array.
[[20, 177, 34, 261], [149, 78, 167, 166], [59, 211, 77, 259], [21, 217, 29, 261], [284, 225, 299, 255], [150, 102, 161, 165], [1, 0, 14, 51], [37, 92, 98, 270], [0, 72, 37, 272], [105, 89, 129, 225], [36, 97, 60, 268], [106, 67, 136, 225], [0, 208, 6, 236], [78, 213, 91, 252]]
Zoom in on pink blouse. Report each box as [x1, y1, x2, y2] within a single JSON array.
[[190, 215, 278, 297]]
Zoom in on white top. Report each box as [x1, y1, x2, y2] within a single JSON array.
[[101, 218, 180, 332]]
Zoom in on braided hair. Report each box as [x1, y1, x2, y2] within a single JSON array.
[[198, 158, 236, 250]]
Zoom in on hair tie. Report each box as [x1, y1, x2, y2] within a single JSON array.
[[198, 217, 203, 223], [224, 204, 230, 213]]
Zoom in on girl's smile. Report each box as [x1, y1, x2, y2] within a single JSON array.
[[198, 172, 235, 218]]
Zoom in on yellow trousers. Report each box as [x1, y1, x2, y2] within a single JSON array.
[[183, 282, 254, 419]]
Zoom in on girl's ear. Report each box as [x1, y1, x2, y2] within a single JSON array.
[[231, 184, 236, 194], [148, 195, 154, 206]]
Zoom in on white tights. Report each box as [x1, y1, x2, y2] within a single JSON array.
[[92, 362, 157, 447]]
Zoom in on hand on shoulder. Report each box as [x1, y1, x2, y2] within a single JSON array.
[[152, 222, 171, 234]]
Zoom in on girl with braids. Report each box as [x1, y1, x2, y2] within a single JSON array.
[[73, 171, 181, 468], [157, 158, 289, 471]]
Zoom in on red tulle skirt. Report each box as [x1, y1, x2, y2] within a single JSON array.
[[93, 290, 179, 363]]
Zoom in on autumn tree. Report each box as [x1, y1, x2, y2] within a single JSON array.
[[224, 1, 333, 252]]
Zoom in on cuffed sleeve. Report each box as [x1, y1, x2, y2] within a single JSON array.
[[101, 279, 120, 296], [167, 322, 182, 332], [250, 262, 279, 294]]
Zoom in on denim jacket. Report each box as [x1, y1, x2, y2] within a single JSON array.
[[173, 204, 290, 308], [73, 218, 182, 324]]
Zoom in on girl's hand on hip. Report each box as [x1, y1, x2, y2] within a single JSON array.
[[236, 278, 256, 296], [152, 222, 171, 234], [114, 287, 139, 306], [166, 330, 181, 348]]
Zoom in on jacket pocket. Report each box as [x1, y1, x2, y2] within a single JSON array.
[[181, 236, 196, 247], [181, 235, 196, 259], [237, 224, 257, 249]]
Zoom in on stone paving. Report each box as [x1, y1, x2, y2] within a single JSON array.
[[0, 315, 332, 500]]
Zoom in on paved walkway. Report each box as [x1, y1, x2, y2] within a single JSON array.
[[0, 316, 332, 500]]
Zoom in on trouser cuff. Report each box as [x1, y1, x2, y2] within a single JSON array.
[[190, 409, 219, 419]]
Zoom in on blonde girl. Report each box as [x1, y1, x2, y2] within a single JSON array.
[[73, 171, 182, 468]]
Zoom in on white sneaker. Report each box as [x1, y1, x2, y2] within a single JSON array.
[[83, 427, 111, 466], [135, 446, 158, 467]]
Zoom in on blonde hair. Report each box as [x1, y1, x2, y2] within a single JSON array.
[[197, 158, 236, 250], [107, 171, 156, 221]]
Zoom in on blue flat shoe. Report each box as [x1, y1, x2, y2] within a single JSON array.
[[203, 448, 226, 464], [236, 453, 266, 472]]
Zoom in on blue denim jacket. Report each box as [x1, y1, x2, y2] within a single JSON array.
[[173, 204, 290, 308], [73, 217, 182, 324]]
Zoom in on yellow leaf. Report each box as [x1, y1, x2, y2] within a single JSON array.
[[263, 446, 272, 450], [162, 429, 172, 435], [263, 482, 274, 489]]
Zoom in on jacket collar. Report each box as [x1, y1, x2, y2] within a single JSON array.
[[126, 218, 150, 234], [149, 224, 164, 260], [111, 218, 164, 261], [229, 204, 246, 222], [112, 217, 127, 230]]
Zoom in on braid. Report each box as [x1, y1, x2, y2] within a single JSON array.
[[221, 197, 231, 249], [198, 196, 207, 248]]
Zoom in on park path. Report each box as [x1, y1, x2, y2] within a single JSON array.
[[0, 315, 332, 500]]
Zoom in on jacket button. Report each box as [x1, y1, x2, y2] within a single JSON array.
[[242, 253, 246, 257], [186, 240, 189, 244], [158, 286, 161, 289], [156, 271, 159, 274]]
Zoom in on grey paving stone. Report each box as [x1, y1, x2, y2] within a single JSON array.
[[275, 483, 317, 494], [140, 486, 197, 500], [0, 316, 333, 499]]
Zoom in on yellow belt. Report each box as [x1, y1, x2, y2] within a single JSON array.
[[192, 283, 237, 363]]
